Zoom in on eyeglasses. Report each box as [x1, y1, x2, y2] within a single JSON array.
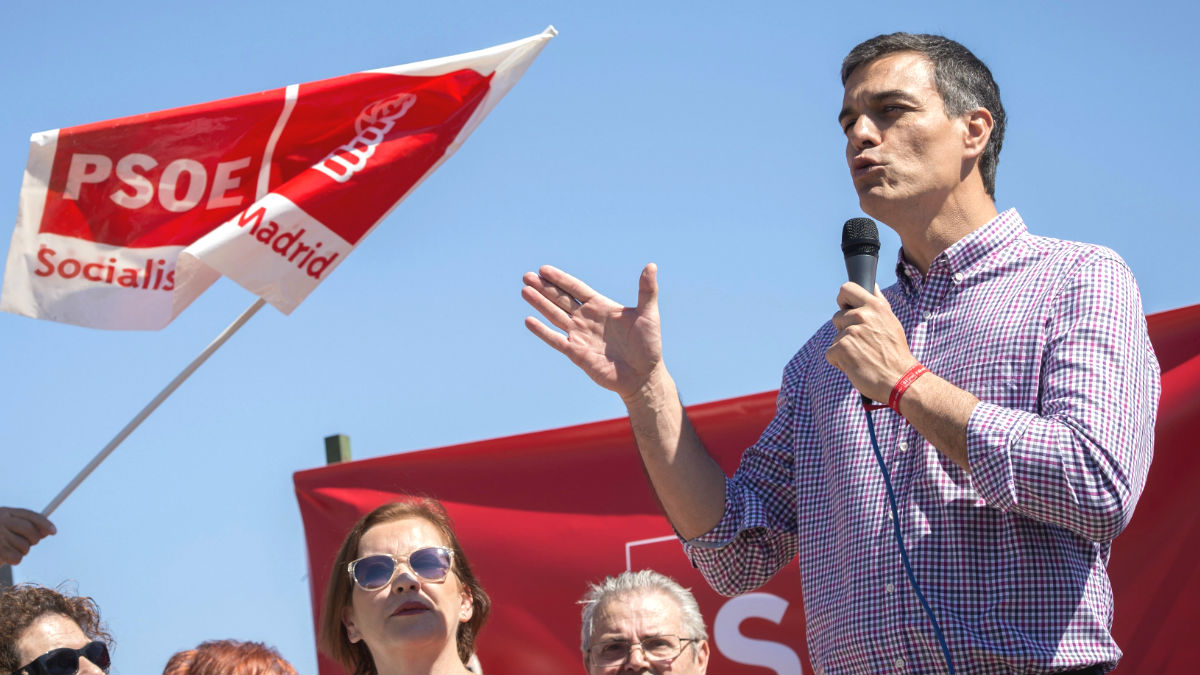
[[17, 641, 110, 675], [588, 635, 697, 667], [347, 546, 454, 590]]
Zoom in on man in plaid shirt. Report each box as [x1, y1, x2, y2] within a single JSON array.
[[523, 32, 1158, 674]]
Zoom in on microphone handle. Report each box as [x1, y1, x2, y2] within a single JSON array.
[[844, 253, 878, 406], [845, 254, 877, 292]]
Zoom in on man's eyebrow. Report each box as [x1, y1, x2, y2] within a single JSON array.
[[838, 89, 921, 122]]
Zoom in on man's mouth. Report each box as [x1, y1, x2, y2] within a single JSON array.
[[851, 157, 882, 177]]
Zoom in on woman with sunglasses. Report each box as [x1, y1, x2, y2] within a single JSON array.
[[0, 584, 112, 675], [319, 500, 490, 675]]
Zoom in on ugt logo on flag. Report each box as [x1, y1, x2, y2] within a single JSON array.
[[1, 27, 555, 330]]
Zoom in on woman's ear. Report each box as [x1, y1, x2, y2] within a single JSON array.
[[342, 606, 364, 642], [459, 589, 474, 623]]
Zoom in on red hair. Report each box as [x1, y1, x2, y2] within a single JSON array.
[[161, 639, 296, 675]]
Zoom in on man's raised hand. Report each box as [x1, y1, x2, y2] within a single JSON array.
[[522, 264, 663, 401]]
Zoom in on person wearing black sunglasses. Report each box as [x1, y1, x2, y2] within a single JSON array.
[[0, 584, 113, 675], [319, 500, 490, 675]]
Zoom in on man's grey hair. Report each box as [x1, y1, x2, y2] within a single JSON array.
[[579, 569, 708, 654]]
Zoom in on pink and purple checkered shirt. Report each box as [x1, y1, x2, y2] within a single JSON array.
[[685, 209, 1160, 674]]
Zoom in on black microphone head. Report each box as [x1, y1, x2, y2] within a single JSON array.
[[841, 217, 880, 257]]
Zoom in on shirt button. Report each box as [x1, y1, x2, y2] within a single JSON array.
[[899, 441, 909, 452], [922, 310, 932, 320], [894, 657, 906, 670], [885, 582, 895, 594], [887, 510, 894, 520], [953, 272, 964, 283]]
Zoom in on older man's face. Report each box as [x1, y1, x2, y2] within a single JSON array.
[[585, 591, 709, 675]]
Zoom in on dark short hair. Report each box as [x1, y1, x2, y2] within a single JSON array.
[[318, 499, 491, 674], [842, 32, 1006, 199], [162, 639, 297, 675], [0, 584, 114, 673]]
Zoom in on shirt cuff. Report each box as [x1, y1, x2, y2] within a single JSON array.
[[967, 401, 1035, 512], [681, 478, 751, 560]]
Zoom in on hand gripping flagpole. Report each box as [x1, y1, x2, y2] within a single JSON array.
[[39, 298, 267, 517]]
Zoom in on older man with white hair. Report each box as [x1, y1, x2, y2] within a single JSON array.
[[580, 570, 709, 675]]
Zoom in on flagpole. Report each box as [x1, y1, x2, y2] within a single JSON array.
[[40, 298, 268, 518]]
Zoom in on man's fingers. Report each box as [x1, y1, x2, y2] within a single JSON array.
[[521, 285, 574, 331], [2, 507, 56, 536], [637, 263, 658, 311], [524, 316, 572, 355], [522, 270, 579, 315], [17, 508, 55, 536], [537, 265, 599, 305], [836, 281, 874, 310], [0, 544, 22, 565]]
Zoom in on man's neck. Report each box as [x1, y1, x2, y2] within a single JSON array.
[[881, 190, 998, 276]]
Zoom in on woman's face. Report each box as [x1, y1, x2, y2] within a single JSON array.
[[15, 613, 106, 675], [342, 517, 473, 661]]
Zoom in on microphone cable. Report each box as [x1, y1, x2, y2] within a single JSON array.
[[863, 404, 956, 674]]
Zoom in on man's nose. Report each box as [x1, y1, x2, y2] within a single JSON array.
[[848, 115, 879, 149], [622, 643, 654, 673]]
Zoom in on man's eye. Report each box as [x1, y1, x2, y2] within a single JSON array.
[[599, 642, 629, 656]]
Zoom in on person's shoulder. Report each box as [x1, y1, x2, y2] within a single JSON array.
[[1017, 229, 1131, 272]]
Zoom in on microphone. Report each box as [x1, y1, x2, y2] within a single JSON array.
[[841, 217, 879, 292], [841, 217, 880, 406]]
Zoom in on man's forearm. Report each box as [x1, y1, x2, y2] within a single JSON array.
[[895, 371, 978, 471], [622, 365, 729, 539]]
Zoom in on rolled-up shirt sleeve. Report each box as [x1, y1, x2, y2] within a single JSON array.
[[968, 252, 1160, 542], [683, 348, 815, 596]]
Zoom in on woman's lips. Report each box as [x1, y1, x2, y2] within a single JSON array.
[[391, 600, 432, 616]]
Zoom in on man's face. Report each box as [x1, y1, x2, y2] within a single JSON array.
[[839, 51, 972, 222], [584, 591, 709, 675]]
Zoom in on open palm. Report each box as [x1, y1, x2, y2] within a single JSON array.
[[522, 264, 663, 399]]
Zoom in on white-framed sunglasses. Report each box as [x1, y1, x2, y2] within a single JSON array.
[[347, 546, 454, 590]]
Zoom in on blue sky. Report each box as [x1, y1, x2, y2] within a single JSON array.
[[2, 2, 1197, 673]]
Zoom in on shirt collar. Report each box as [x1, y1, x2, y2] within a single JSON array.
[[895, 208, 1026, 292]]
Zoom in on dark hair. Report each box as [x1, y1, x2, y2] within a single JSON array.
[[842, 32, 1006, 199], [318, 499, 491, 674], [162, 639, 297, 675], [0, 584, 114, 673]]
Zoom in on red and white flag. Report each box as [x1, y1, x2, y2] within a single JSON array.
[[1, 27, 555, 330]]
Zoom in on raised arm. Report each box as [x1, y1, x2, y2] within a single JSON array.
[[521, 264, 726, 538]]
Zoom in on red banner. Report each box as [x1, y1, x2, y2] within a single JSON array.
[[2, 28, 555, 329], [295, 303, 1200, 674]]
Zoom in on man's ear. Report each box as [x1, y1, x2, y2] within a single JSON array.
[[962, 107, 994, 159], [694, 638, 711, 674], [342, 606, 363, 643]]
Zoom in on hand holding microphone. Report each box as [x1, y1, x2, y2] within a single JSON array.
[[827, 218, 917, 405]]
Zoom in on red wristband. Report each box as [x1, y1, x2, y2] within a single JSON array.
[[888, 363, 929, 414]]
